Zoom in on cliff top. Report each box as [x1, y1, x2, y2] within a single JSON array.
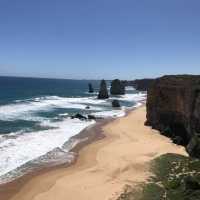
[[155, 75, 200, 87]]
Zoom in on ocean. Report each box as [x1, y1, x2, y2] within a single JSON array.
[[0, 76, 146, 184]]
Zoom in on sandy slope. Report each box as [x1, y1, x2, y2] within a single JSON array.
[[10, 106, 187, 200]]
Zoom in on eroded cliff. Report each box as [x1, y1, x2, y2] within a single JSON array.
[[145, 75, 200, 157]]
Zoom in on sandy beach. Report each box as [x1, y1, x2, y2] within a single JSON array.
[[3, 106, 187, 200]]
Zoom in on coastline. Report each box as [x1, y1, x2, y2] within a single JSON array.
[[0, 105, 187, 200], [0, 117, 112, 200], [0, 102, 141, 190]]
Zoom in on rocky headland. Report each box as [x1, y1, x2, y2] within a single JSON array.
[[118, 75, 200, 200], [132, 79, 154, 91], [145, 75, 200, 158], [122, 79, 154, 91]]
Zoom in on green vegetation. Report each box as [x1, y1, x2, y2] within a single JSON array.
[[117, 153, 200, 200]]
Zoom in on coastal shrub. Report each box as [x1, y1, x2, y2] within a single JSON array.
[[117, 153, 200, 200], [140, 183, 164, 200]]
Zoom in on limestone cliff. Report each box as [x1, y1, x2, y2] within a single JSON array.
[[145, 75, 200, 157]]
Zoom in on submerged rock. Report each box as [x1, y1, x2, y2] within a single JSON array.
[[98, 80, 109, 99], [71, 113, 87, 120], [85, 106, 90, 109], [110, 79, 125, 95], [145, 75, 200, 157], [88, 83, 94, 93], [88, 115, 96, 120], [112, 100, 121, 107]]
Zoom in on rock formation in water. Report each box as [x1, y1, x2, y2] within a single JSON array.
[[145, 75, 200, 158], [71, 113, 87, 120], [88, 83, 94, 93], [88, 115, 96, 120], [85, 105, 90, 109], [110, 79, 125, 95], [98, 80, 109, 99], [112, 99, 121, 107]]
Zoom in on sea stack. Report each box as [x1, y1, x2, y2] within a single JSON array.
[[98, 79, 109, 99], [145, 75, 200, 158], [88, 83, 94, 93], [110, 79, 125, 95]]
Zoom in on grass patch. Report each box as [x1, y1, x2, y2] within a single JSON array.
[[117, 153, 200, 200]]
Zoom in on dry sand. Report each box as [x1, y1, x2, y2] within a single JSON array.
[[8, 106, 187, 200]]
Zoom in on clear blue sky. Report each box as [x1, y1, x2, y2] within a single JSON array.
[[0, 0, 200, 79]]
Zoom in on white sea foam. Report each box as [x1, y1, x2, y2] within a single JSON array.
[[84, 91, 99, 95], [91, 109, 126, 118], [0, 118, 95, 178], [58, 113, 69, 117], [114, 92, 146, 102], [0, 92, 146, 182], [0, 96, 104, 121], [0, 93, 146, 121], [125, 86, 135, 91], [91, 99, 143, 118]]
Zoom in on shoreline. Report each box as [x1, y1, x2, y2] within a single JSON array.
[[0, 105, 187, 200], [0, 102, 140, 187], [0, 117, 113, 200]]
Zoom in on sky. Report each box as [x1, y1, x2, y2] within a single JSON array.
[[0, 0, 200, 80]]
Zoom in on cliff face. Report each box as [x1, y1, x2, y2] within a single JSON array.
[[146, 75, 200, 157]]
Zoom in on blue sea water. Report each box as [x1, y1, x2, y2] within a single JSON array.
[[0, 76, 146, 183]]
